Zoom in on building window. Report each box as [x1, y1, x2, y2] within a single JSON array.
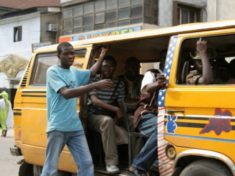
[[173, 2, 201, 25], [62, 0, 158, 33], [14, 26, 22, 42]]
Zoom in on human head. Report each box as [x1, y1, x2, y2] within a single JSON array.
[[101, 55, 116, 79], [124, 57, 140, 81], [57, 42, 75, 69]]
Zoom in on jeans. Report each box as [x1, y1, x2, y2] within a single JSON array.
[[132, 113, 157, 172], [41, 130, 94, 176]]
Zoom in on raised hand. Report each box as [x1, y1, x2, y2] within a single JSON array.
[[99, 46, 109, 58], [156, 74, 166, 89]]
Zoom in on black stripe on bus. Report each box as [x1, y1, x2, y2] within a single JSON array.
[[166, 116, 235, 122], [177, 116, 209, 121], [176, 122, 205, 128], [14, 112, 21, 116], [22, 91, 46, 93], [22, 94, 46, 97], [169, 122, 235, 130], [14, 109, 21, 111]]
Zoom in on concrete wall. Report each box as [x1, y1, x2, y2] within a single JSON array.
[[207, 0, 235, 21], [0, 12, 41, 59], [158, 0, 207, 27]]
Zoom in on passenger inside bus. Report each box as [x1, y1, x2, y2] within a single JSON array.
[[87, 55, 128, 174], [119, 57, 143, 114], [129, 69, 166, 175], [186, 38, 214, 85]]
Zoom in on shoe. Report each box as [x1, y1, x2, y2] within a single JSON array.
[[106, 165, 120, 173], [1, 130, 7, 137], [130, 168, 147, 176]]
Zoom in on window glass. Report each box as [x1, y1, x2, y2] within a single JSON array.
[[13, 26, 22, 42], [63, 19, 73, 30], [30, 53, 58, 86], [63, 8, 73, 19], [119, 0, 130, 8], [84, 2, 94, 15], [95, 0, 105, 12], [131, 0, 143, 6], [95, 13, 105, 24], [83, 15, 94, 26], [73, 5, 83, 17], [174, 3, 201, 25], [31, 49, 86, 86], [74, 17, 83, 27], [131, 17, 142, 24], [118, 8, 130, 20], [131, 6, 142, 18], [177, 34, 235, 85], [106, 11, 117, 22], [118, 20, 130, 26], [107, 0, 118, 10]]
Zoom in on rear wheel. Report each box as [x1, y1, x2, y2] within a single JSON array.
[[180, 160, 232, 176], [19, 160, 33, 176], [33, 165, 72, 176], [33, 165, 42, 176]]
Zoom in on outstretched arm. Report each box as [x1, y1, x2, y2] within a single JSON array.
[[59, 79, 113, 99], [141, 74, 166, 94], [197, 39, 213, 84]]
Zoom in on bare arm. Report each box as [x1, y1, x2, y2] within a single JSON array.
[[90, 95, 124, 119], [142, 75, 166, 94], [196, 39, 213, 84], [59, 79, 113, 99], [90, 47, 108, 77]]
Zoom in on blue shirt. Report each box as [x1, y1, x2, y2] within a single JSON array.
[[46, 65, 91, 132]]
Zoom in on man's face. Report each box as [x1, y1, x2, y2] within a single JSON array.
[[101, 60, 115, 79], [58, 46, 75, 69]]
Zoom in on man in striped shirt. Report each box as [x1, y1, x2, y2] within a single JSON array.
[[88, 55, 128, 174]]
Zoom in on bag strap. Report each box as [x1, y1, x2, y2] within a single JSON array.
[[110, 79, 121, 101]]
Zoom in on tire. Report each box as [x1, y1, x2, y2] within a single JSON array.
[[33, 165, 72, 176], [19, 161, 33, 176], [33, 165, 42, 176], [57, 171, 72, 176], [180, 160, 232, 176]]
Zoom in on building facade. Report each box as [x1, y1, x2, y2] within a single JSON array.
[[0, 9, 60, 59], [59, 0, 211, 37], [0, 0, 60, 98]]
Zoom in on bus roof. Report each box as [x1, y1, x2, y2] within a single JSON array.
[[35, 19, 235, 53]]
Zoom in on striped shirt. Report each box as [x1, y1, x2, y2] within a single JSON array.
[[88, 75, 126, 115]]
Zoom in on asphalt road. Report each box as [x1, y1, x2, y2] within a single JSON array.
[[0, 129, 22, 176]]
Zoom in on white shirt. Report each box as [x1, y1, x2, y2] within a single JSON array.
[[141, 71, 155, 91]]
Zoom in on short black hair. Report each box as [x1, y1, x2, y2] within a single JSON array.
[[57, 42, 73, 55], [103, 55, 117, 67]]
